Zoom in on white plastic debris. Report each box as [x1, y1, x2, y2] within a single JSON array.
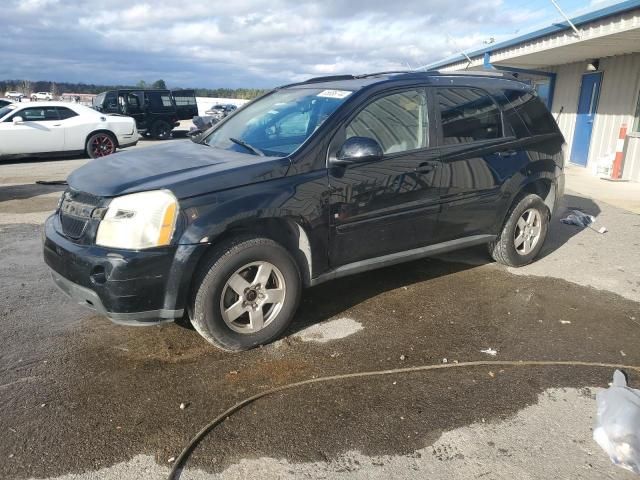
[[480, 348, 497, 356], [561, 209, 607, 234], [593, 370, 640, 474], [560, 320, 571, 325]]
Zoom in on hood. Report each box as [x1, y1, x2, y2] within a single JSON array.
[[67, 140, 291, 199]]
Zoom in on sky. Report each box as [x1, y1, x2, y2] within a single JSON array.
[[2, 0, 624, 88]]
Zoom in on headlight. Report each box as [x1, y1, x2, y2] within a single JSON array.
[[96, 190, 178, 249]]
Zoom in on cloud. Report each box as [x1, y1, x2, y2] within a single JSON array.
[[2, 0, 561, 88]]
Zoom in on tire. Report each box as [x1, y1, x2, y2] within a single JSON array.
[[86, 132, 117, 159], [489, 193, 549, 267], [190, 236, 302, 351], [151, 120, 172, 140]]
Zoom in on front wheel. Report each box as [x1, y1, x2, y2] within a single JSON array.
[[86, 132, 117, 159], [489, 193, 549, 267], [190, 236, 302, 351]]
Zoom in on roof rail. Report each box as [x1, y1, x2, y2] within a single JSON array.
[[354, 70, 413, 78], [431, 69, 517, 78], [303, 74, 356, 83]]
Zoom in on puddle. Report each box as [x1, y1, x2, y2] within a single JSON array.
[[293, 317, 363, 343]]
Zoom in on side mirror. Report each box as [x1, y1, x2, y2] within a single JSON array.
[[12, 116, 23, 125], [333, 136, 383, 166]]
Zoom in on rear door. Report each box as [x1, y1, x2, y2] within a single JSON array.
[[172, 90, 198, 119], [328, 87, 442, 266], [1, 106, 64, 154], [434, 86, 518, 241]]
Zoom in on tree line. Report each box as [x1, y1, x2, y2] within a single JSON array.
[[1, 79, 269, 99]]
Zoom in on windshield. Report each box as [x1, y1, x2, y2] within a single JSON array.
[[0, 105, 16, 120], [203, 88, 352, 157]]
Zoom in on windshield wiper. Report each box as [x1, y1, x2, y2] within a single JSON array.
[[229, 137, 265, 156]]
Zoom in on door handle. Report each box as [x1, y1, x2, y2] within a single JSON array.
[[497, 150, 518, 158], [415, 161, 439, 173], [52, 123, 62, 127]]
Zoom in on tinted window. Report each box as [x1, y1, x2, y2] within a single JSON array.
[[346, 89, 428, 154], [104, 91, 118, 112], [437, 88, 502, 144], [13, 107, 59, 121], [146, 92, 173, 110], [57, 107, 78, 120], [503, 89, 557, 136], [174, 95, 196, 106]]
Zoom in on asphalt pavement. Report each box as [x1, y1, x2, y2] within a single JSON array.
[[0, 144, 639, 480]]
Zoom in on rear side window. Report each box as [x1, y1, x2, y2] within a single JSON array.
[[437, 88, 502, 144], [174, 94, 196, 106], [57, 107, 78, 120], [147, 92, 173, 109], [346, 89, 428, 154], [502, 89, 557, 136]]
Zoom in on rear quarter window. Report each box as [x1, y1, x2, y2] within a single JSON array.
[[503, 89, 558, 136]]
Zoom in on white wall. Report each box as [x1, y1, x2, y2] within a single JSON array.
[[547, 53, 640, 181]]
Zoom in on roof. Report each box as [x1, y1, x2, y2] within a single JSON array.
[[281, 69, 527, 90], [9, 101, 96, 110], [426, 0, 640, 70]]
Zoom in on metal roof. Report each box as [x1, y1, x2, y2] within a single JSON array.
[[426, 0, 640, 70]]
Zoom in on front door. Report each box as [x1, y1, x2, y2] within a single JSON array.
[[328, 88, 441, 267], [0, 106, 64, 155], [570, 72, 602, 166]]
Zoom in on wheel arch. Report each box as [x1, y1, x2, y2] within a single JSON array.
[[86, 129, 119, 149], [184, 217, 314, 307]]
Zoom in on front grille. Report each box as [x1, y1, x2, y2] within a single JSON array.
[[58, 189, 102, 239]]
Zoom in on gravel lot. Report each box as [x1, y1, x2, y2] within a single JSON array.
[[1, 143, 639, 480]]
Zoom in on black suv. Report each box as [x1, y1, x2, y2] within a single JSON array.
[[44, 71, 565, 351], [93, 89, 197, 139]]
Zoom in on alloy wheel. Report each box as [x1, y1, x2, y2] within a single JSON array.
[[219, 261, 286, 334], [514, 208, 542, 255]]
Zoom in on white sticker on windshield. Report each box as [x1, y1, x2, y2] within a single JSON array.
[[317, 89, 352, 99]]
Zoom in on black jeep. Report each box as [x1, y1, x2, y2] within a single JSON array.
[[93, 89, 197, 139], [45, 71, 564, 351]]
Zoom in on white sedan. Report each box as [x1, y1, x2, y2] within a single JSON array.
[[0, 102, 138, 160]]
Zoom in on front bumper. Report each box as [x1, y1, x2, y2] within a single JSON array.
[[43, 213, 207, 326]]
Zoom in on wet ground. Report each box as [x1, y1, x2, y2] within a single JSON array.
[[1, 151, 639, 479]]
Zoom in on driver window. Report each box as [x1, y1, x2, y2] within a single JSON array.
[[346, 89, 428, 154], [12, 107, 59, 122]]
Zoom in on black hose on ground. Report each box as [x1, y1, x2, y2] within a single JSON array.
[[35, 180, 67, 185], [167, 359, 640, 480]]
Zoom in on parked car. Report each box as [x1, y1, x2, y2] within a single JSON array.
[[5, 91, 24, 101], [0, 99, 11, 108], [205, 103, 237, 120], [31, 92, 53, 101], [0, 101, 138, 160], [92, 89, 197, 139], [44, 71, 565, 351]]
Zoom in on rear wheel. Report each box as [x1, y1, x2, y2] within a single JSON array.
[[151, 120, 172, 140], [489, 193, 549, 267], [86, 132, 117, 159], [190, 236, 301, 351]]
